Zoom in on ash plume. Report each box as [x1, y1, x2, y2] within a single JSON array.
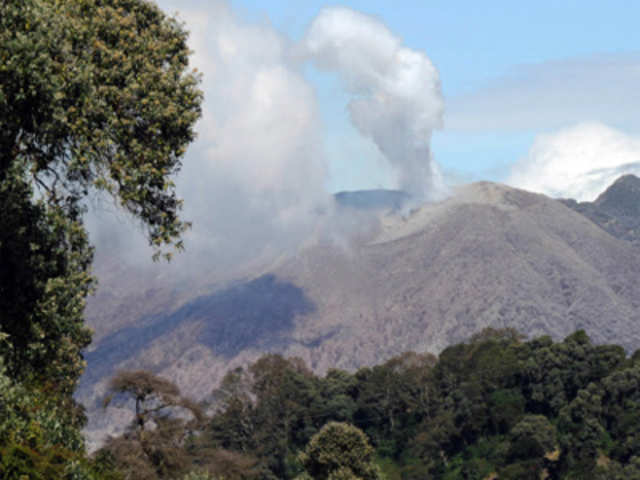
[[301, 7, 446, 201]]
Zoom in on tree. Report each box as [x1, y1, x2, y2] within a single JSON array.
[[0, 3, 201, 474], [298, 422, 382, 480], [507, 414, 557, 461], [248, 355, 319, 477], [1, 3, 201, 476], [1, 0, 202, 389], [102, 370, 203, 479], [354, 352, 436, 457], [104, 370, 202, 434], [0, 165, 93, 391], [1, 0, 202, 257]]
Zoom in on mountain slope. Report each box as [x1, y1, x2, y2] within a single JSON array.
[[79, 180, 640, 447], [275, 182, 640, 368]]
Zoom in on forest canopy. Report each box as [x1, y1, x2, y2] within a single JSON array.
[[97, 330, 640, 480]]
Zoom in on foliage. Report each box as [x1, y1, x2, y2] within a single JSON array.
[[180, 471, 220, 480], [297, 422, 382, 480], [104, 370, 203, 432], [0, 0, 202, 258], [0, 0, 202, 478], [0, 358, 118, 479], [0, 165, 93, 390], [101, 371, 204, 479], [170, 329, 640, 479]]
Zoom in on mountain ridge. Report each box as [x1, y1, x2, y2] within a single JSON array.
[[562, 174, 640, 245]]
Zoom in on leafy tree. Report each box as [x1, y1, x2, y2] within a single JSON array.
[[0, 165, 93, 391], [0, 0, 202, 422], [0, 170, 98, 479], [1, 0, 202, 257], [316, 369, 358, 424], [248, 356, 321, 477], [595, 456, 640, 480], [181, 449, 261, 480], [0, 356, 111, 479], [0, 2, 202, 476], [298, 422, 382, 480], [207, 367, 257, 454], [508, 414, 557, 459], [354, 352, 436, 457], [101, 332, 640, 479], [181, 472, 219, 480], [519, 331, 624, 417]]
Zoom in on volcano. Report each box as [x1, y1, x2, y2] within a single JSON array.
[[79, 178, 640, 448]]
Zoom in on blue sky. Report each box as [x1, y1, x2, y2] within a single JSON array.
[[231, 0, 638, 92], [224, 0, 639, 190]]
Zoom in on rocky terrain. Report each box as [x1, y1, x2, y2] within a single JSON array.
[[78, 177, 640, 448], [562, 174, 640, 245]]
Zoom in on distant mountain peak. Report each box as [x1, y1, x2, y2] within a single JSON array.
[[595, 174, 640, 217]]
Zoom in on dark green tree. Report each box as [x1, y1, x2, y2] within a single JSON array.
[[298, 422, 382, 480], [354, 352, 436, 457], [0, 1, 202, 477], [249, 355, 319, 477], [507, 414, 557, 461], [0, 166, 93, 391], [1, 0, 202, 385]]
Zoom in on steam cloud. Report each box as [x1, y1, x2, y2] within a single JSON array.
[[174, 2, 331, 268], [301, 7, 445, 201], [508, 122, 640, 201], [87, 2, 446, 278], [89, 1, 329, 276]]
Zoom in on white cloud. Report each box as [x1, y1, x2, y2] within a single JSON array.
[[508, 122, 640, 201], [446, 53, 640, 133]]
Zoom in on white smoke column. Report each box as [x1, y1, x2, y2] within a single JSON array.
[[508, 122, 640, 201], [301, 7, 445, 201]]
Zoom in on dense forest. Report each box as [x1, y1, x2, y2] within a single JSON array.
[[86, 329, 640, 480]]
